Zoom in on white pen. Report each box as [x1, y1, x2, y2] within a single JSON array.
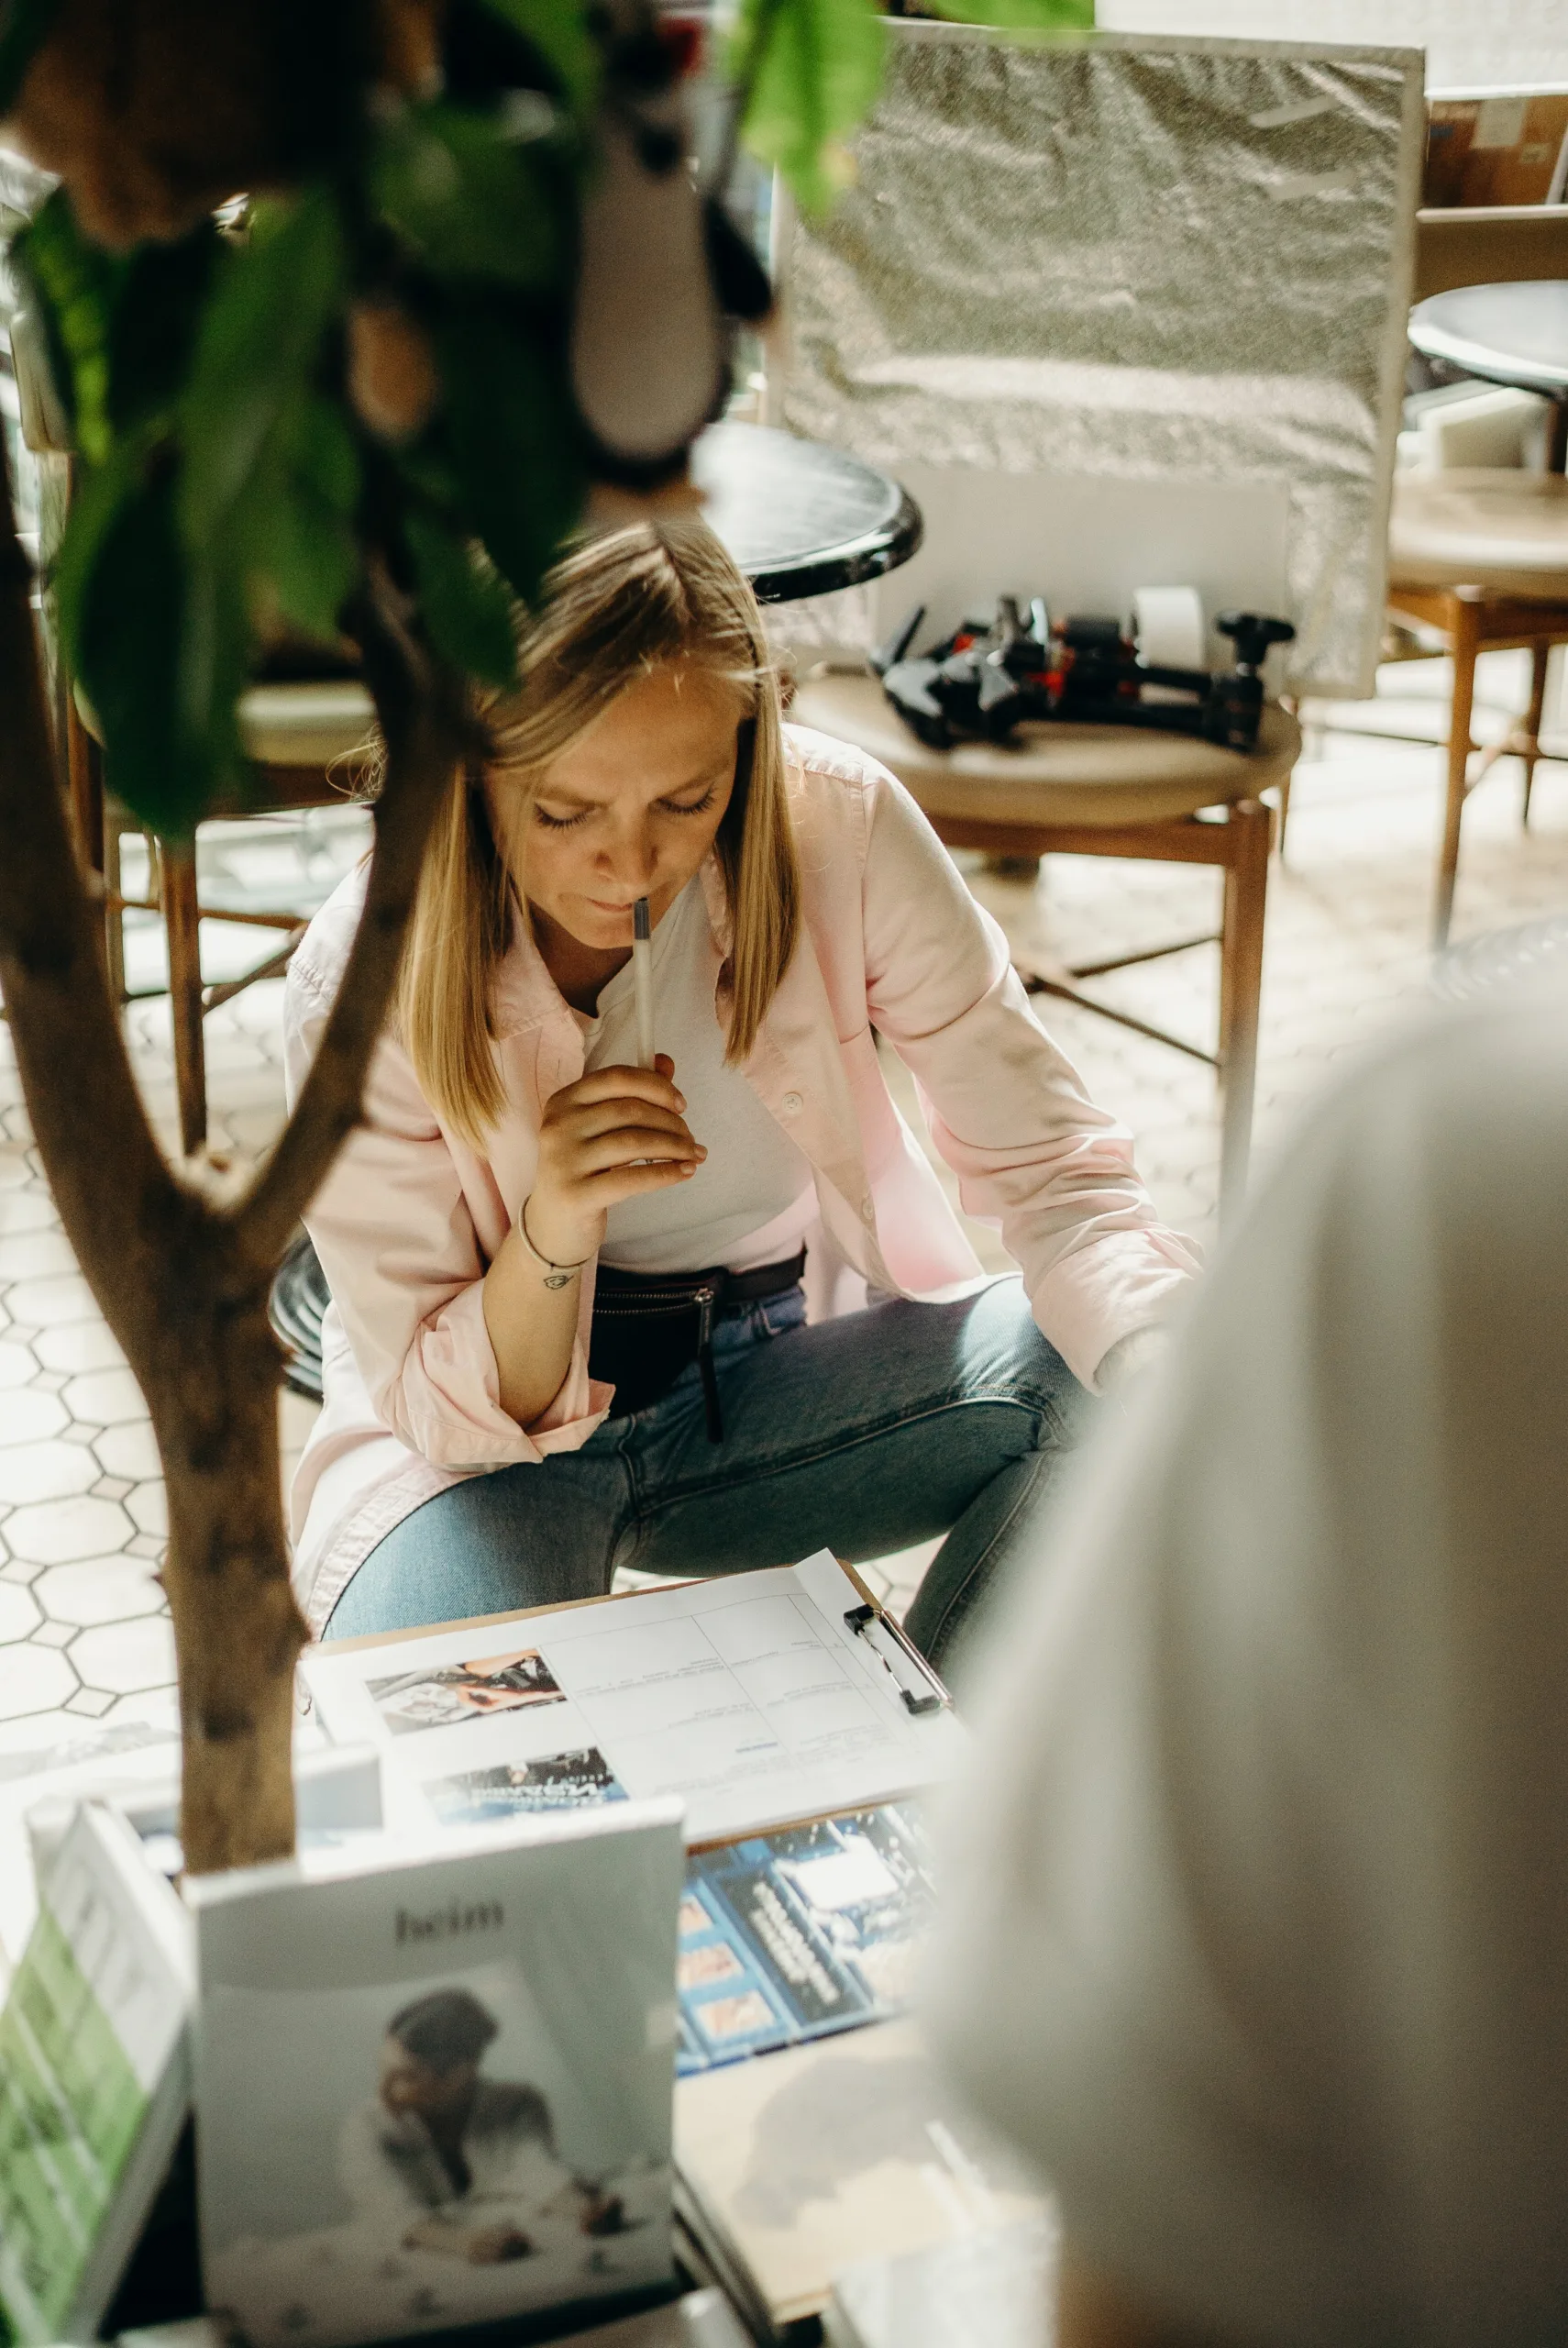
[[633, 896, 656, 1069]]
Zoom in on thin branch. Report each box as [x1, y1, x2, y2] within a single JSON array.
[[0, 441, 188, 1353], [233, 582, 478, 1270]]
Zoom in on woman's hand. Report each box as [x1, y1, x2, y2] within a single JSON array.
[[486, 1054, 704, 1429], [525, 1053, 704, 1265]]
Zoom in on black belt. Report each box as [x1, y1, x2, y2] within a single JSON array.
[[590, 1247, 807, 1442]]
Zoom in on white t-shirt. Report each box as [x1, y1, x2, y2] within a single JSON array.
[[924, 987, 1568, 2348], [580, 877, 815, 1275]]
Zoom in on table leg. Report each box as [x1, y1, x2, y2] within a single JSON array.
[[1217, 797, 1272, 1225], [1521, 639, 1551, 826]]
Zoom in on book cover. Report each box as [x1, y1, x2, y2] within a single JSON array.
[[188, 1800, 684, 2348], [0, 1802, 192, 2346]]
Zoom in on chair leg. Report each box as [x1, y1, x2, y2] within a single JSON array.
[[1520, 639, 1551, 828], [1217, 797, 1272, 1225], [1433, 595, 1481, 952], [1274, 768, 1293, 863], [102, 805, 128, 1006], [1273, 696, 1296, 862], [160, 841, 207, 1157], [65, 696, 105, 878]]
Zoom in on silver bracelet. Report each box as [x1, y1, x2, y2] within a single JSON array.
[[517, 1200, 592, 1290]]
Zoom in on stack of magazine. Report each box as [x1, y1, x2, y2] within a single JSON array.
[[0, 1554, 1001, 2348], [298, 1551, 1046, 2342]]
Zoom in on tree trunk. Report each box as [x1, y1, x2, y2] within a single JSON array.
[[138, 1202, 309, 1871], [0, 448, 470, 1873]]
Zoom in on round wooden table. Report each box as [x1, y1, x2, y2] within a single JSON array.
[[1408, 281, 1568, 469]]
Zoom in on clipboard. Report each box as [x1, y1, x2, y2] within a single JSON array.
[[303, 1551, 957, 1863], [315, 1556, 948, 1704], [841, 1600, 948, 1716]]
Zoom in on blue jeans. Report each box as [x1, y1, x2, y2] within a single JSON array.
[[326, 1277, 1089, 1677]]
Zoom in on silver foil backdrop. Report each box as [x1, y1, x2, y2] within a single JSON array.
[[779, 27, 1425, 694]]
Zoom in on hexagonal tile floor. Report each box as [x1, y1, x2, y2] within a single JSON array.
[[0, 652, 1564, 1773]]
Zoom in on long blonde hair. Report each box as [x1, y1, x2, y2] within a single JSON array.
[[397, 520, 801, 1146]]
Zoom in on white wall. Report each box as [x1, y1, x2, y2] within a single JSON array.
[[1093, 0, 1568, 94]]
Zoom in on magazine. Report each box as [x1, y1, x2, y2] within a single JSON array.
[[0, 1802, 192, 2346], [673, 2019, 1049, 2342], [303, 1555, 960, 1849], [676, 1802, 933, 2074], [187, 1800, 686, 2348]]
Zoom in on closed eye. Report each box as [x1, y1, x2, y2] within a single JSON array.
[[658, 785, 719, 819], [531, 781, 721, 832]]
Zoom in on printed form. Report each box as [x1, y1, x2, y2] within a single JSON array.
[[303, 1553, 962, 1844]]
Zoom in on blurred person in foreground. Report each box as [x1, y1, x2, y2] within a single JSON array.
[[927, 990, 1568, 2347]]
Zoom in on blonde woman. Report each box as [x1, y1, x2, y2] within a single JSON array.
[[286, 521, 1198, 1669]]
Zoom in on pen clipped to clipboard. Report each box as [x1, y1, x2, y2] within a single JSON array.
[[845, 1602, 950, 1716]]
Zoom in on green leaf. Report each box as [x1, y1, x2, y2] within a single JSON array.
[[218, 393, 362, 645], [736, 0, 887, 216], [278, 393, 361, 517], [372, 102, 562, 288], [924, 0, 1092, 26], [476, 0, 600, 119], [73, 469, 246, 836], [179, 548, 252, 794], [254, 478, 359, 645], [11, 189, 124, 460], [107, 221, 226, 432], [53, 428, 155, 670], [404, 509, 519, 690], [432, 300, 586, 606], [178, 186, 348, 550], [0, 0, 59, 115]]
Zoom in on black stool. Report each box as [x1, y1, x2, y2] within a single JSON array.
[[270, 1228, 329, 1401]]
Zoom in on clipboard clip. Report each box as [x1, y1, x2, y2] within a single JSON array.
[[845, 1602, 950, 1716]]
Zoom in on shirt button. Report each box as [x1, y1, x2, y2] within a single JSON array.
[[782, 1091, 803, 1116], [861, 1198, 876, 1224]]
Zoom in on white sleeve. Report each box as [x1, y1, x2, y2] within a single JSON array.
[[337, 2108, 427, 2218], [923, 998, 1568, 2348]]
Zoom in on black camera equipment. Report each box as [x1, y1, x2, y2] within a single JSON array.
[[873, 597, 1295, 753]]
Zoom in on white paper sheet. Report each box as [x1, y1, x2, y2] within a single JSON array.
[[301, 1556, 962, 1847]]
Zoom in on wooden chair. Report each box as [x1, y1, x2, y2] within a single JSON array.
[[1386, 471, 1568, 947], [1391, 205, 1568, 948], [70, 680, 376, 1155], [790, 671, 1298, 1218]]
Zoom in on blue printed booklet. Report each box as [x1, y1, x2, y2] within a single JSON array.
[[675, 1801, 934, 2074]]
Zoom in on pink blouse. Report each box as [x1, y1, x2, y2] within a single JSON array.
[[284, 725, 1200, 1631]]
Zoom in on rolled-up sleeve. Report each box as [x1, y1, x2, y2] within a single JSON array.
[[284, 963, 609, 1468], [859, 769, 1200, 1386]]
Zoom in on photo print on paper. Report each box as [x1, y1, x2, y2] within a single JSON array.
[[203, 1970, 665, 2348], [366, 1650, 565, 1737], [426, 1749, 629, 1827]]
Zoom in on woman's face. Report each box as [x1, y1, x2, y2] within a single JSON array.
[[496, 662, 740, 953]]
